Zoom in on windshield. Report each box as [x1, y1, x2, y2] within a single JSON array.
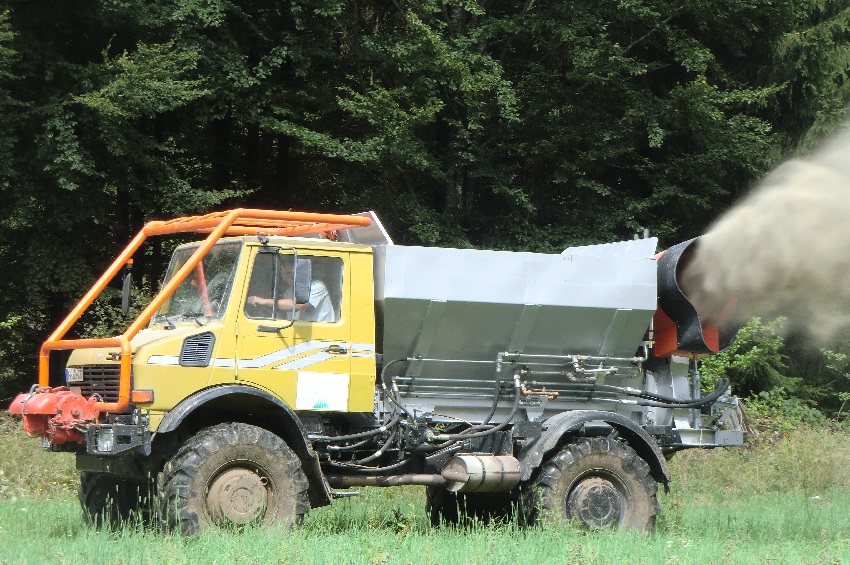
[[153, 241, 242, 323]]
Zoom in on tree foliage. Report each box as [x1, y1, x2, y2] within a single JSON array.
[[0, 0, 849, 399], [700, 318, 798, 399]]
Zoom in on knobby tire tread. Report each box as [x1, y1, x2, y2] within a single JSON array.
[[520, 437, 658, 532], [158, 422, 309, 535]]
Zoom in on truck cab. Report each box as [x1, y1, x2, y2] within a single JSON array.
[[93, 236, 378, 435]]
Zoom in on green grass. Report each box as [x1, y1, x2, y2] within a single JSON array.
[[2, 413, 850, 564], [0, 414, 77, 502]]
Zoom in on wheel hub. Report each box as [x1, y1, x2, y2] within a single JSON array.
[[567, 476, 623, 528], [207, 467, 269, 525]]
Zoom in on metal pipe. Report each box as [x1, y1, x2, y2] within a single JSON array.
[[690, 358, 702, 428], [396, 385, 506, 393], [502, 352, 643, 364], [396, 358, 498, 365], [395, 377, 511, 385], [395, 392, 500, 399], [325, 474, 447, 488]]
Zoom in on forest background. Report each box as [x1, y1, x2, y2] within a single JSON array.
[[1, 0, 850, 418]]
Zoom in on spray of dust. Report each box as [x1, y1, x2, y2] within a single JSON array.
[[681, 127, 850, 343]]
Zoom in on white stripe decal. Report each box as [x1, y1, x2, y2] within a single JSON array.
[[148, 355, 235, 367], [276, 352, 335, 370], [146, 340, 370, 369], [237, 341, 320, 369], [147, 355, 179, 366]]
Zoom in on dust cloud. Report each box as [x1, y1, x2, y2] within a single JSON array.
[[680, 127, 850, 343]]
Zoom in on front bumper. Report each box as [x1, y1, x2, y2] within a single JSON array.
[[9, 386, 151, 456], [84, 417, 151, 456]]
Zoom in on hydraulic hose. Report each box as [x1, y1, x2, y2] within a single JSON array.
[[635, 378, 729, 407], [325, 437, 373, 451], [480, 371, 507, 426], [350, 430, 398, 465], [430, 372, 522, 442], [326, 457, 413, 473], [523, 378, 730, 408], [310, 412, 400, 444], [312, 360, 413, 444], [380, 358, 417, 422]]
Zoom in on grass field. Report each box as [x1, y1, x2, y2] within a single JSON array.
[[2, 413, 850, 564]]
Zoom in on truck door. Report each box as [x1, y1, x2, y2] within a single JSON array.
[[234, 246, 353, 411]]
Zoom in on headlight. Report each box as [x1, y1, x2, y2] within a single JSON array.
[[96, 428, 114, 453]]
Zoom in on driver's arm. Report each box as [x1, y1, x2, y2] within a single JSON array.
[[247, 295, 309, 311]]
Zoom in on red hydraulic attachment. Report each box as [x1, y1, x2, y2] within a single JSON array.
[[9, 387, 99, 444], [7, 209, 372, 443]]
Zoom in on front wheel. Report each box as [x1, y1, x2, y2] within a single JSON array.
[[520, 437, 658, 531], [158, 423, 309, 535]]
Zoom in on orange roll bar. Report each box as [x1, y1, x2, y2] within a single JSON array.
[[37, 208, 371, 416]]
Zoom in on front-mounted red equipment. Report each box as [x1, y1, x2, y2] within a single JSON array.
[[9, 387, 99, 444], [7, 209, 372, 446]]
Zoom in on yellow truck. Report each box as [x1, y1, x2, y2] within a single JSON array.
[[8, 209, 744, 534]]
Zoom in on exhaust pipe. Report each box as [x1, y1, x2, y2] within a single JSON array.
[[325, 455, 521, 493]]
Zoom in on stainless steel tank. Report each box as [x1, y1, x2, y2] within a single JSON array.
[[373, 239, 660, 421]]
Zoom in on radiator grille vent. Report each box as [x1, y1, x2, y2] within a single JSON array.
[[73, 365, 121, 403], [180, 332, 215, 367]]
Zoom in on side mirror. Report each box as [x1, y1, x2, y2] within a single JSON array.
[[121, 261, 133, 315], [293, 258, 312, 304]]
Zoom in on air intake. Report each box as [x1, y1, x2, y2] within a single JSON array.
[[179, 332, 215, 367]]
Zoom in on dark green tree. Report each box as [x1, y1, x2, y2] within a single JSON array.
[[766, 0, 850, 152], [1, 0, 849, 400]]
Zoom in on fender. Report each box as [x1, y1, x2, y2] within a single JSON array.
[[517, 410, 670, 487], [156, 384, 331, 508]]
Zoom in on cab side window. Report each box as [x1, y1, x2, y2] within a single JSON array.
[[244, 253, 343, 323]]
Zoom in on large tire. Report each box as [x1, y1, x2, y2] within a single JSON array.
[[520, 437, 658, 532], [79, 472, 153, 529], [158, 423, 309, 536], [425, 487, 515, 527]]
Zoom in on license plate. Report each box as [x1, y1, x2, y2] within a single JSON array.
[[65, 367, 84, 383]]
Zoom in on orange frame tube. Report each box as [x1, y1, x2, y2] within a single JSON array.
[[37, 208, 371, 415]]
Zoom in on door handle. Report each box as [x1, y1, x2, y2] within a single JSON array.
[[257, 321, 294, 333], [324, 345, 348, 355]]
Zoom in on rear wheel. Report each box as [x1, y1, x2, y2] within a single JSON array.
[[79, 472, 154, 529], [158, 422, 309, 535], [520, 437, 658, 531]]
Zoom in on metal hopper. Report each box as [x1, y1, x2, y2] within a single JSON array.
[[374, 238, 660, 419]]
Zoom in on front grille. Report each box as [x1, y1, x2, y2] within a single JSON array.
[[71, 365, 122, 403]]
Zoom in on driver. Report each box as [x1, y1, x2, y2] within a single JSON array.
[[247, 260, 335, 322]]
